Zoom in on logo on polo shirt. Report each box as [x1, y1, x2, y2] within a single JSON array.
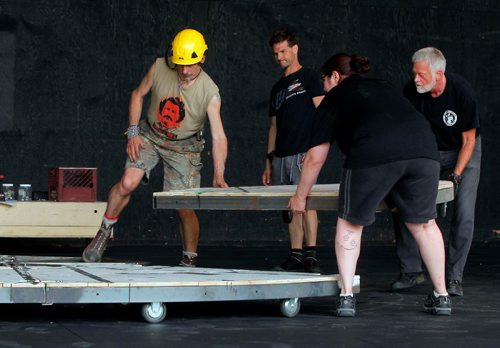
[[443, 110, 458, 126]]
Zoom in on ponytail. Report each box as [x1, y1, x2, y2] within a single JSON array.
[[350, 55, 370, 75]]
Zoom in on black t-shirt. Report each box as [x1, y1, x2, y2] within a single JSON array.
[[403, 72, 480, 151], [269, 67, 324, 157], [311, 75, 439, 169]]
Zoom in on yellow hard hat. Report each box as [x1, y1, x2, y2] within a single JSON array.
[[170, 29, 207, 65]]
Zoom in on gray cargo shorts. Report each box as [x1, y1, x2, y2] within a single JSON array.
[[125, 134, 204, 191]]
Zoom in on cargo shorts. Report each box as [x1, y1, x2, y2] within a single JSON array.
[[125, 134, 204, 191]]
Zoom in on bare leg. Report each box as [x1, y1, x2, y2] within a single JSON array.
[[105, 167, 145, 217], [405, 219, 447, 294], [288, 213, 305, 249], [82, 167, 144, 262], [335, 218, 363, 295], [303, 210, 318, 247], [178, 209, 199, 253]]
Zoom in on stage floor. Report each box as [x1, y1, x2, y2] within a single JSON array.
[[0, 243, 498, 347]]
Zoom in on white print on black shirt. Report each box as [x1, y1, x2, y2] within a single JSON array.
[[274, 89, 287, 110], [275, 79, 306, 110], [285, 79, 306, 101], [443, 110, 458, 126], [288, 82, 302, 92], [286, 89, 306, 100]]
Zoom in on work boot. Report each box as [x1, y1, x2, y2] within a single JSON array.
[[82, 222, 113, 263], [391, 272, 425, 291], [447, 280, 464, 297], [423, 292, 452, 315]]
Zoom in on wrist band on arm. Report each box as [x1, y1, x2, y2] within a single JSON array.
[[127, 125, 140, 139]]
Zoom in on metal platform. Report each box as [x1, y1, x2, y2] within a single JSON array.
[[0, 256, 359, 323]]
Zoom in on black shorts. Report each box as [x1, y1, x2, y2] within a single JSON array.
[[338, 158, 440, 226]]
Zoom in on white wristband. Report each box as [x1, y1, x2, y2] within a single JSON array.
[[127, 125, 140, 140]]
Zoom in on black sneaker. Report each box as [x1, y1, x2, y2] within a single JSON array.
[[447, 280, 463, 297], [303, 249, 321, 273], [273, 255, 303, 271], [336, 295, 356, 317], [424, 293, 452, 315], [303, 256, 321, 273], [82, 222, 113, 263], [391, 272, 425, 291]]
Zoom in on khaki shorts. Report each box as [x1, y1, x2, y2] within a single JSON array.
[[125, 134, 204, 191]]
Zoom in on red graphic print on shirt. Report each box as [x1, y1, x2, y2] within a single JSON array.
[[156, 97, 185, 129]]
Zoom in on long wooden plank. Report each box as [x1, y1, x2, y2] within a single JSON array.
[[153, 181, 454, 211], [0, 201, 106, 226], [0, 226, 100, 238], [0, 201, 107, 238]]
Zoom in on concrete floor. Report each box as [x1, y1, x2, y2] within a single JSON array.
[[0, 242, 499, 347]]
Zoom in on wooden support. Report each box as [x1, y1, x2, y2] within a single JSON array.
[[153, 181, 454, 211], [0, 201, 107, 238]]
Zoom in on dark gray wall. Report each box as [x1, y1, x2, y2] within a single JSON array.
[[0, 0, 499, 244]]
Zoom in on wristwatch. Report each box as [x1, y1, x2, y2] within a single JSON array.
[[266, 151, 275, 162]]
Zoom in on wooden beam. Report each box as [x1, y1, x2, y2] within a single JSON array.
[[0, 201, 107, 238], [153, 181, 454, 211]]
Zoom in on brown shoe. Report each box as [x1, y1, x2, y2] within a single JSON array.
[[179, 254, 198, 267], [82, 222, 113, 263]]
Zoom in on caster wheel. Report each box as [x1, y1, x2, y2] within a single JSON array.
[[280, 298, 301, 317], [141, 302, 167, 323]]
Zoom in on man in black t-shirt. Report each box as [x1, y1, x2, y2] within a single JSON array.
[[262, 28, 324, 273], [391, 47, 481, 297]]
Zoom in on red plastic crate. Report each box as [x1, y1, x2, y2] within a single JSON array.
[[48, 167, 97, 202]]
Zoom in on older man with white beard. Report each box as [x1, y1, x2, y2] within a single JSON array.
[[391, 47, 482, 298]]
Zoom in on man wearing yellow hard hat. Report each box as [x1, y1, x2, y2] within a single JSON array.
[[82, 28, 229, 266]]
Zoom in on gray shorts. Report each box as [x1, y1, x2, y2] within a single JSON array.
[[125, 134, 204, 191], [271, 153, 306, 185], [339, 158, 440, 226]]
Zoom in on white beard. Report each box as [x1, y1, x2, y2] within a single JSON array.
[[416, 76, 436, 94]]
